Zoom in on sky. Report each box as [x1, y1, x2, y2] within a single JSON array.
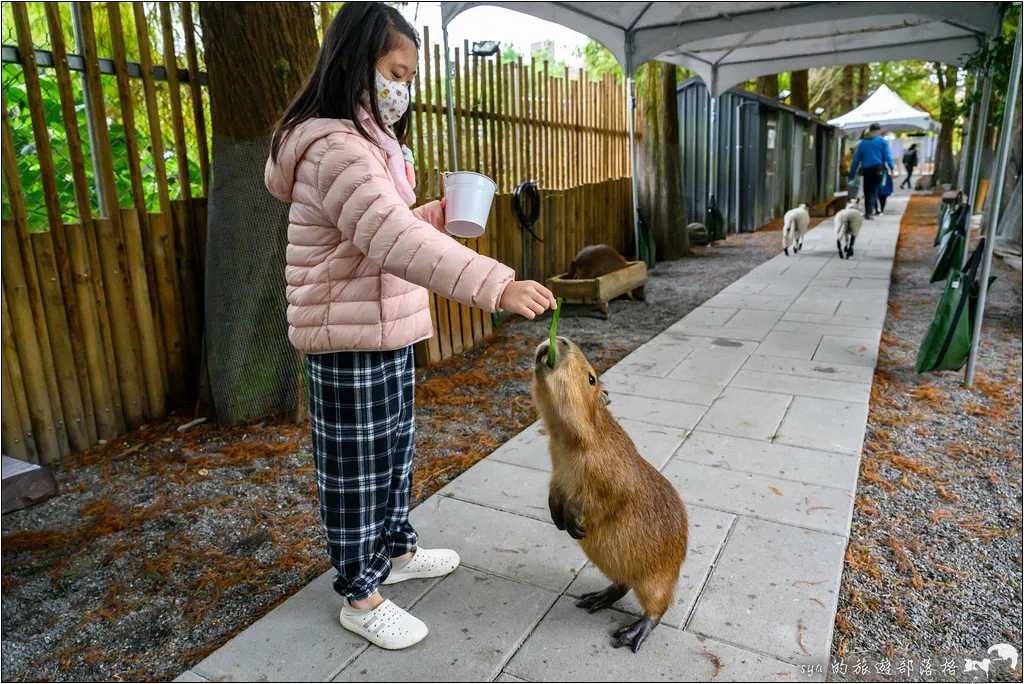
[[399, 2, 590, 64]]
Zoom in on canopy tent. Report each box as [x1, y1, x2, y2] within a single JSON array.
[[440, 3, 999, 89], [828, 84, 939, 136], [440, 2, 999, 257]]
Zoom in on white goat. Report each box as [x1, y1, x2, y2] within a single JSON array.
[[782, 203, 810, 256], [834, 202, 864, 259]]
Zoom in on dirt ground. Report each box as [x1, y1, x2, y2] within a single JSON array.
[[1, 225, 792, 682], [829, 195, 1023, 682]]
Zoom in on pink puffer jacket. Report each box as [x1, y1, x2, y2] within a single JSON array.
[[265, 118, 514, 353]]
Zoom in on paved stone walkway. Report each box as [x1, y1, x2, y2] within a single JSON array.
[[176, 194, 905, 682]]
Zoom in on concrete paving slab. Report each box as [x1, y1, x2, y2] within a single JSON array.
[[618, 419, 689, 470], [600, 371, 723, 406], [609, 394, 709, 431], [758, 281, 810, 297], [719, 280, 768, 296], [656, 333, 760, 356], [730, 370, 870, 404], [193, 570, 438, 682], [687, 517, 847, 669], [812, 335, 879, 368], [505, 596, 802, 682], [494, 674, 528, 683], [672, 431, 860, 491], [489, 433, 551, 472], [172, 672, 208, 683], [781, 310, 883, 330], [683, 306, 740, 327], [662, 459, 854, 536], [409, 497, 588, 592], [694, 388, 792, 441], [566, 504, 734, 628], [439, 459, 550, 521], [741, 355, 875, 384], [335, 569, 556, 683], [706, 293, 797, 312], [775, 396, 869, 456], [773, 319, 883, 343], [752, 330, 823, 360], [666, 348, 750, 386]]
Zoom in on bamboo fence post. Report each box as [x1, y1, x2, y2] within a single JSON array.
[[2, 222, 61, 463], [106, 2, 167, 415], [78, 1, 147, 428], [181, 1, 210, 195], [10, 5, 76, 456], [43, 2, 121, 440], [159, 2, 193, 205], [2, 283, 39, 463], [134, 0, 186, 402], [433, 42, 461, 355]]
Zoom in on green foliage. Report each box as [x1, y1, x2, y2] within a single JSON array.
[[500, 43, 523, 65], [575, 39, 622, 80], [1, 3, 209, 231], [963, 3, 1021, 127]]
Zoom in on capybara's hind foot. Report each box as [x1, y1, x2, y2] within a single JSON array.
[[576, 583, 628, 614], [612, 615, 655, 653]]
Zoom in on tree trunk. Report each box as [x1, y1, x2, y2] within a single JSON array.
[[636, 61, 689, 260], [840, 66, 855, 113], [857, 64, 869, 103], [756, 74, 778, 99], [201, 3, 317, 139], [199, 3, 317, 425], [790, 70, 809, 111], [934, 63, 959, 185]]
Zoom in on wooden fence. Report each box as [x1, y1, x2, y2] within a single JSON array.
[[1, 5, 635, 463], [408, 28, 634, 363], [2, 1, 208, 464]]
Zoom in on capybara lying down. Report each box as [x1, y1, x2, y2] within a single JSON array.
[[531, 336, 688, 652], [567, 244, 644, 301]]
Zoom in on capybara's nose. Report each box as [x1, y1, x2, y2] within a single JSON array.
[[536, 341, 551, 365]]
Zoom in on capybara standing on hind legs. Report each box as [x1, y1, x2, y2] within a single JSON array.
[[531, 336, 688, 652]]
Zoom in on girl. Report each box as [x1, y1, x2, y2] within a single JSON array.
[[265, 3, 556, 650]]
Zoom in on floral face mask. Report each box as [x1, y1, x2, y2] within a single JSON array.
[[371, 70, 410, 127]]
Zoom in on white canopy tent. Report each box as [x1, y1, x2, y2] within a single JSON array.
[[828, 84, 939, 136], [440, 2, 999, 257]]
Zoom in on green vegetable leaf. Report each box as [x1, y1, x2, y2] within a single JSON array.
[[548, 298, 563, 366]]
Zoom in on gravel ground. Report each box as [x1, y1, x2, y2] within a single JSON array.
[[829, 194, 1023, 683], [1, 224, 792, 682]]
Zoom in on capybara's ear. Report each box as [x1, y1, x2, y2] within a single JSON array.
[[600, 388, 610, 407], [567, 261, 577, 279]]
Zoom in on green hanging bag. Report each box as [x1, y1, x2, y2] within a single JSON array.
[[930, 204, 970, 284], [916, 239, 986, 374], [934, 192, 963, 247]]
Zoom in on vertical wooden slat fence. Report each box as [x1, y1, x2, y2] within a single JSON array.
[[1, 0, 210, 464]]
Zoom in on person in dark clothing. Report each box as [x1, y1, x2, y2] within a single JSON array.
[[849, 122, 895, 219], [901, 143, 919, 188], [878, 167, 893, 214]]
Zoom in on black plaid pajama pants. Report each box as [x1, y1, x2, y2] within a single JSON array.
[[306, 346, 418, 601]]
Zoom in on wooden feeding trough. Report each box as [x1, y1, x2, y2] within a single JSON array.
[[547, 261, 648, 319]]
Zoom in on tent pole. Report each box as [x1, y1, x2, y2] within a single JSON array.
[[958, 75, 980, 190], [628, 76, 641, 260], [708, 94, 718, 212], [963, 71, 993, 266], [964, 13, 1022, 387], [442, 26, 458, 171]]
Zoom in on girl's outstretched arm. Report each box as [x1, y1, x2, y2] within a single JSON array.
[[318, 133, 514, 313]]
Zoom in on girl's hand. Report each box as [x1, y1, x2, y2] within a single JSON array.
[[500, 280, 558, 319], [413, 200, 446, 232]]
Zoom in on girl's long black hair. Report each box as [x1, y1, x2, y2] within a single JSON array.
[[270, 2, 419, 162]]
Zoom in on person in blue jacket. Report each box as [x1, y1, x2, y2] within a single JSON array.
[[848, 122, 895, 220]]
